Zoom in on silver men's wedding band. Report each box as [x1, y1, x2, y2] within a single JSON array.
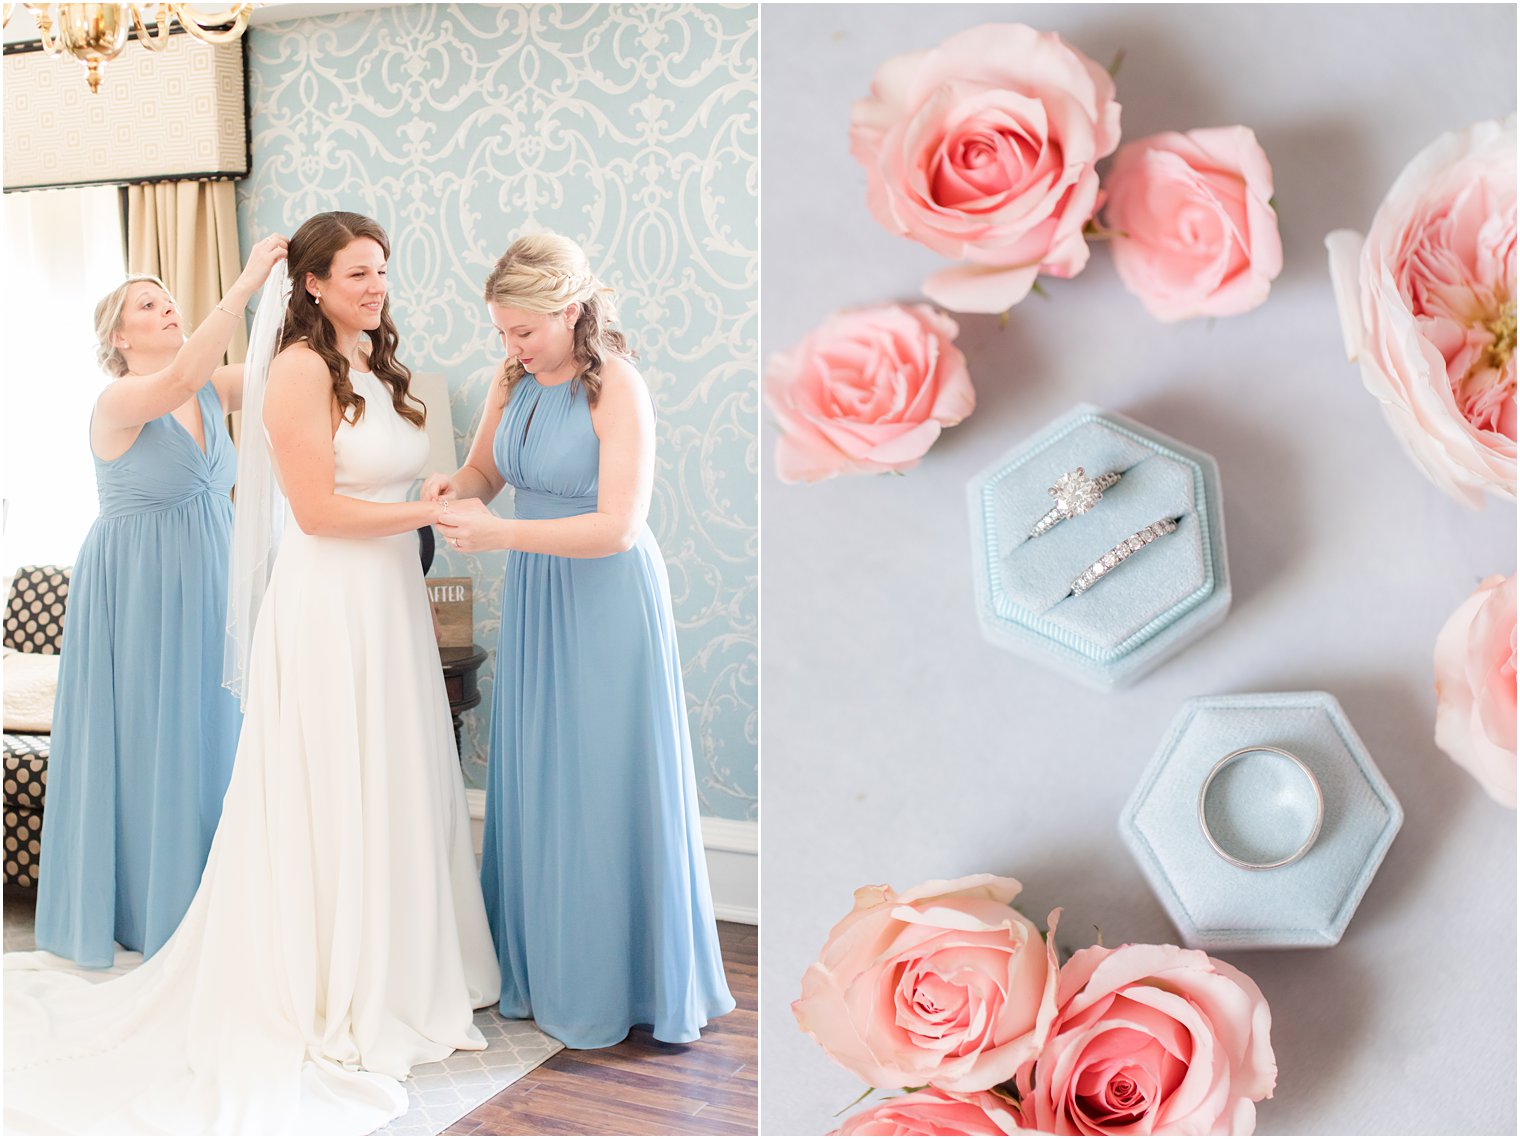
[[1197, 746, 1325, 871]]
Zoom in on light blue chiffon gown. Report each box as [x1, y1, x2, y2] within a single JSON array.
[[34, 382, 241, 966], [480, 371, 735, 1049]]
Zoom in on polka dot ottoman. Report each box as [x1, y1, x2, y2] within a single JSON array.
[[4, 565, 69, 893]]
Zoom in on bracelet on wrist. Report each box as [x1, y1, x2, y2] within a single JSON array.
[[214, 302, 241, 317]]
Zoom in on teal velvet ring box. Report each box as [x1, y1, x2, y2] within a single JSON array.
[[1121, 692, 1404, 950], [967, 404, 1230, 690]]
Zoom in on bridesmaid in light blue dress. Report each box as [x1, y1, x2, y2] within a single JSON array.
[[434, 233, 734, 1048], [35, 239, 287, 965]]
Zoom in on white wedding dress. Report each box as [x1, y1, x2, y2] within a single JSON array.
[[5, 368, 501, 1135]]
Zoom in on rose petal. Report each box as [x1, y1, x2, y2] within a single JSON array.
[[924, 262, 1041, 313]]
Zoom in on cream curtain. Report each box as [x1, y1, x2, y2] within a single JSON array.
[[125, 180, 246, 436]]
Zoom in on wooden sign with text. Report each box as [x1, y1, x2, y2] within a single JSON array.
[[427, 577, 473, 648]]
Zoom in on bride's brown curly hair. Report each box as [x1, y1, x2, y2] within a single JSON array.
[[482, 232, 633, 407], [281, 211, 425, 429]]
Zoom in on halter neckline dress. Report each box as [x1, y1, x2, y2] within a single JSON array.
[[480, 370, 735, 1049]]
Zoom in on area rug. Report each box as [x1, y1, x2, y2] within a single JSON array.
[[2, 896, 562, 1135], [373, 1012, 562, 1136]]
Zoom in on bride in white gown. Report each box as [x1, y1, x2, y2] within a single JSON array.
[[4, 212, 500, 1135]]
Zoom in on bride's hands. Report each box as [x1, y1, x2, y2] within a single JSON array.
[[435, 497, 499, 553], [421, 473, 456, 502]]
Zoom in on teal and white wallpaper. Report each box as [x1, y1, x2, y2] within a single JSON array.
[[236, 3, 757, 821]]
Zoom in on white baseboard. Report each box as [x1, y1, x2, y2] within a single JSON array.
[[465, 790, 757, 927], [699, 815, 759, 926], [465, 788, 489, 859]]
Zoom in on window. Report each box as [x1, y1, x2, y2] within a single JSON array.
[[1, 186, 125, 576]]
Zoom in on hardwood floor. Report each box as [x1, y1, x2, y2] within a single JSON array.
[[2, 896, 757, 1135], [444, 921, 758, 1136]]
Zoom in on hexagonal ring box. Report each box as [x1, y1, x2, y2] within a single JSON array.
[[968, 404, 1230, 689], [1121, 692, 1404, 950]]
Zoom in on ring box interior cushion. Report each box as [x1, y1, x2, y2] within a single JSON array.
[[1121, 691, 1403, 950], [1200, 748, 1324, 868], [968, 404, 1230, 689]]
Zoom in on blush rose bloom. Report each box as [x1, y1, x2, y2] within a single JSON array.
[[1434, 573, 1517, 808], [1102, 127, 1283, 322], [1015, 944, 1276, 1136], [850, 23, 1122, 314], [1327, 116, 1517, 507], [793, 875, 1059, 1093], [833, 1089, 1033, 1136], [765, 304, 974, 482]]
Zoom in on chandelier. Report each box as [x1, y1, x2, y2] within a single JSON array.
[[2, 4, 254, 94]]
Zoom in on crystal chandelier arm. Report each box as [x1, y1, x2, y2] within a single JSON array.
[[169, 3, 253, 45], [129, 4, 174, 52], [13, 1, 252, 91], [19, 3, 63, 56]]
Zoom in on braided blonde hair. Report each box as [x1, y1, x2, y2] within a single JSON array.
[[482, 232, 632, 406], [94, 274, 175, 377]]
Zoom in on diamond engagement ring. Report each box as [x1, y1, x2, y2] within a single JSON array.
[[1068, 516, 1180, 597], [1028, 467, 1122, 538]]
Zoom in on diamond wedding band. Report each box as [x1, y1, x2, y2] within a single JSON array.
[[1068, 516, 1180, 597], [1029, 467, 1122, 538]]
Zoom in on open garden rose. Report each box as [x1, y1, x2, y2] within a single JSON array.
[[1015, 943, 1276, 1136], [1434, 573, 1517, 807], [1102, 126, 1282, 322], [1327, 116, 1516, 507], [765, 303, 973, 482], [793, 875, 1058, 1093], [850, 23, 1122, 314], [833, 1088, 1032, 1136]]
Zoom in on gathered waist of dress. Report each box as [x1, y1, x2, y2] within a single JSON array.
[[512, 489, 599, 520], [97, 486, 231, 520]]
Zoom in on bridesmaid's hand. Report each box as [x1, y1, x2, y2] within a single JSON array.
[[435, 498, 498, 553], [421, 473, 456, 502], [236, 233, 289, 292]]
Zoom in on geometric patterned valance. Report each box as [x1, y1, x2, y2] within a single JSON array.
[[3, 34, 247, 192]]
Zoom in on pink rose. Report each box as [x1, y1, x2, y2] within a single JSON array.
[[1327, 117, 1516, 507], [793, 876, 1058, 1093], [1016, 944, 1276, 1136], [1102, 127, 1283, 322], [833, 1089, 1032, 1136], [765, 304, 974, 482], [1434, 573, 1517, 807], [850, 23, 1122, 314]]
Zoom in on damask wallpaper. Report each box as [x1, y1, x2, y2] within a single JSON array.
[[235, 3, 757, 821]]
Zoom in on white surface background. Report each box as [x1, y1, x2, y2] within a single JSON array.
[[758, 4, 1517, 1135]]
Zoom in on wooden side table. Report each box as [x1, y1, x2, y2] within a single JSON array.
[[440, 643, 487, 761]]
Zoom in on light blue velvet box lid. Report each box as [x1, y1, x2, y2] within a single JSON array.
[[1121, 692, 1404, 950], [967, 404, 1230, 690]]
